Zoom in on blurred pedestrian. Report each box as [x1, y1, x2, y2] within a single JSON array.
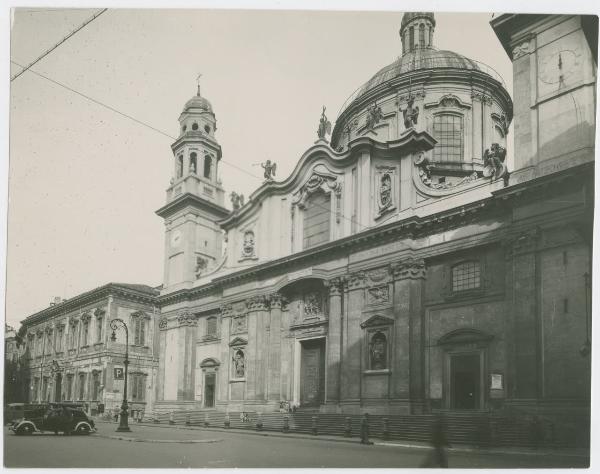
[[422, 414, 448, 467], [360, 413, 373, 445]]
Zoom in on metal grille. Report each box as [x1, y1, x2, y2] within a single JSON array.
[[452, 261, 481, 291]]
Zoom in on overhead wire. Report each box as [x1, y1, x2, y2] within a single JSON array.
[[11, 8, 108, 82], [10, 61, 369, 230]]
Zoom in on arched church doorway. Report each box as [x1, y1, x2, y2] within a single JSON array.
[[200, 358, 220, 409]]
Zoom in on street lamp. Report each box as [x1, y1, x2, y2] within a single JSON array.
[[110, 318, 131, 432]]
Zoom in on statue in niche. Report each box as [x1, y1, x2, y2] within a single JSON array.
[[261, 160, 277, 181], [242, 230, 255, 258], [483, 143, 507, 179], [303, 292, 321, 318], [370, 332, 387, 370], [230, 191, 245, 210], [402, 96, 419, 129], [365, 102, 383, 130], [379, 173, 392, 210], [317, 106, 332, 140], [233, 350, 245, 378]]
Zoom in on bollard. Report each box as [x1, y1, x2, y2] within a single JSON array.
[[382, 417, 390, 440], [360, 413, 373, 445], [224, 413, 230, 428], [344, 416, 352, 437], [311, 415, 318, 435], [256, 413, 263, 431], [185, 413, 191, 426], [169, 411, 175, 425], [283, 415, 290, 433], [204, 413, 210, 428]]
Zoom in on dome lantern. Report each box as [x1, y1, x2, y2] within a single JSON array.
[[400, 12, 436, 55]]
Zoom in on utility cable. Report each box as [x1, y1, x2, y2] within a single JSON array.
[[11, 8, 108, 82], [10, 61, 368, 230]]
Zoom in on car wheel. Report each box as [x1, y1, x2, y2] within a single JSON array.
[[76, 424, 90, 435], [18, 425, 34, 436]]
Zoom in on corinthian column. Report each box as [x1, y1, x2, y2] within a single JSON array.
[[267, 293, 283, 403]]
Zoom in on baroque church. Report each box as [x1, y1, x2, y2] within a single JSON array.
[[155, 10, 595, 428], [15, 13, 595, 443]]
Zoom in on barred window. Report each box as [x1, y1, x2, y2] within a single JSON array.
[[206, 316, 218, 337], [133, 318, 145, 346], [419, 24, 425, 47], [433, 114, 464, 162], [452, 261, 481, 292], [131, 374, 146, 401]]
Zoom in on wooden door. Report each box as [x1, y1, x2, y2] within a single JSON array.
[[300, 340, 325, 406]]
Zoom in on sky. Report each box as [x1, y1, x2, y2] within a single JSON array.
[[0, 4, 554, 328]]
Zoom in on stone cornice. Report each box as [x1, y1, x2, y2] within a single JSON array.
[[155, 192, 230, 220], [22, 283, 158, 328]]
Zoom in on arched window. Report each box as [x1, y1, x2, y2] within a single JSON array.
[[182, 124, 187, 133], [419, 24, 425, 48], [409, 26, 415, 50], [204, 125, 211, 134], [303, 190, 331, 249], [369, 332, 387, 370], [204, 155, 212, 179], [452, 261, 481, 292], [177, 155, 184, 178], [190, 152, 197, 174], [78, 373, 86, 400], [433, 114, 464, 162]]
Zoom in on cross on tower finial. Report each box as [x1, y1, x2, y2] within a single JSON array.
[[196, 73, 203, 96]]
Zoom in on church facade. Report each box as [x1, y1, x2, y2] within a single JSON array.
[[154, 9, 595, 432]]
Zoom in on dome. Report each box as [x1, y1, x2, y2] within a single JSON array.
[[355, 49, 482, 102], [182, 94, 213, 114], [400, 12, 435, 35]]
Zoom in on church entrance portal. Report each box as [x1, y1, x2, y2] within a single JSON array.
[[300, 338, 325, 406], [450, 353, 481, 409]]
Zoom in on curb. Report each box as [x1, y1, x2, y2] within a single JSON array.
[[94, 421, 589, 458]]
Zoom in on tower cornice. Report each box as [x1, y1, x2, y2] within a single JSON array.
[[156, 192, 230, 219]]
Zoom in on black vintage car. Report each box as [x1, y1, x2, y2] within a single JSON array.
[[10, 404, 96, 435]]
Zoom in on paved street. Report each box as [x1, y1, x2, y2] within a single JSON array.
[[3, 423, 589, 468]]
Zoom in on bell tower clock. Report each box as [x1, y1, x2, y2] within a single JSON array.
[[156, 82, 229, 290]]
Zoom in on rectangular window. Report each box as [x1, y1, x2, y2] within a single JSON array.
[[96, 317, 103, 343], [131, 374, 145, 401], [56, 328, 63, 352], [452, 261, 481, 292], [66, 375, 73, 400], [92, 372, 101, 400], [82, 320, 89, 346], [78, 374, 86, 400], [351, 167, 358, 234], [303, 192, 331, 249], [433, 114, 464, 162], [134, 319, 145, 346], [206, 317, 217, 337]]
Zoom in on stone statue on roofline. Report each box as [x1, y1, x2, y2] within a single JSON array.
[[261, 160, 277, 181], [230, 191, 245, 210], [317, 106, 332, 140], [483, 143, 507, 179], [365, 102, 384, 130]]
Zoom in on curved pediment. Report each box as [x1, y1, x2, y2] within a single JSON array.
[[219, 130, 435, 230], [360, 314, 395, 328], [437, 328, 493, 346], [199, 357, 220, 368], [229, 336, 248, 347]]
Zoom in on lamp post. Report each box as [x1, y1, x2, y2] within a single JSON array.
[[110, 318, 131, 432]]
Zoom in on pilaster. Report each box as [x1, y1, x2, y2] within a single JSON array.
[[176, 311, 197, 401], [267, 293, 283, 402], [391, 258, 426, 413], [157, 317, 168, 401], [324, 277, 344, 405]]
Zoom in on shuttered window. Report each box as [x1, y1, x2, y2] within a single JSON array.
[[303, 191, 331, 249]]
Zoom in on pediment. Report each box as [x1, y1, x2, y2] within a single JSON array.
[[438, 328, 493, 346], [360, 314, 394, 329], [199, 357, 220, 368], [229, 336, 248, 347]]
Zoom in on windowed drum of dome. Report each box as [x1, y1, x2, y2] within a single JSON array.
[[433, 114, 464, 162]]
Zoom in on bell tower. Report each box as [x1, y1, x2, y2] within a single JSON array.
[[156, 83, 229, 290]]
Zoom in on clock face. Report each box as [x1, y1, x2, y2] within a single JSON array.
[[539, 49, 581, 85], [170, 230, 182, 248]]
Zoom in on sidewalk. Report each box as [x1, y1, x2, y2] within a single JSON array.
[[94, 419, 589, 459]]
